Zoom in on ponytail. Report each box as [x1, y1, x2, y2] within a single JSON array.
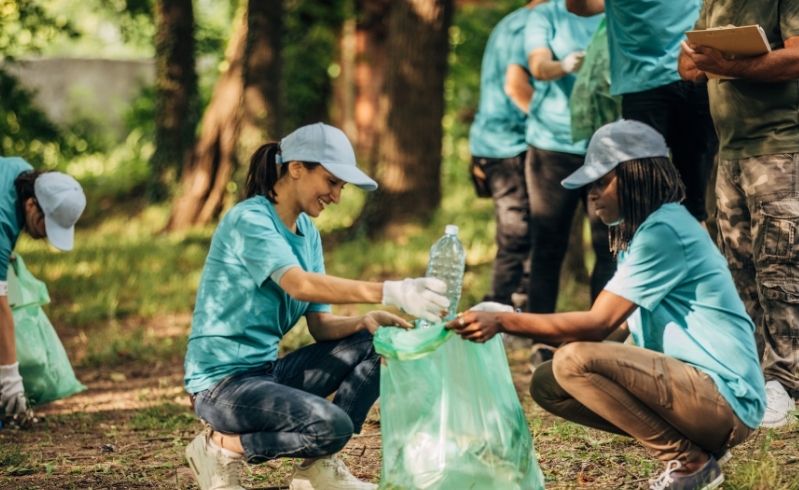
[[246, 143, 284, 202]]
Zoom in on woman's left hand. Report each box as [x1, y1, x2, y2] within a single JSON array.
[[445, 311, 502, 343], [360, 311, 413, 334]]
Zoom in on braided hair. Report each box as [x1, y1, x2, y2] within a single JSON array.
[[609, 157, 686, 256]]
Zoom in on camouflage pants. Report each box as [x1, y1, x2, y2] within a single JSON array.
[[716, 153, 799, 398]]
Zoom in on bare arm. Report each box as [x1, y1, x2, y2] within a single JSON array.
[[279, 267, 383, 305], [0, 295, 15, 365], [565, 0, 605, 16], [682, 36, 799, 82], [306, 311, 411, 342], [504, 64, 534, 113], [448, 290, 637, 343], [528, 47, 568, 81]]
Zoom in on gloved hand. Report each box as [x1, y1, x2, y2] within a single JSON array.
[[382, 278, 450, 323], [469, 301, 515, 313], [0, 362, 27, 417], [560, 51, 585, 74]]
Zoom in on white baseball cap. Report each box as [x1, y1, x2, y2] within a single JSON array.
[[276, 123, 378, 191], [34, 172, 86, 251], [562, 119, 671, 189]]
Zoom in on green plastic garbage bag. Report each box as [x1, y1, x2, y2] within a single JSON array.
[[7, 255, 85, 405], [570, 19, 621, 142], [374, 322, 545, 489]]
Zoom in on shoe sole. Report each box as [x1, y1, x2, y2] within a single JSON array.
[[702, 473, 724, 490], [716, 451, 731, 466]]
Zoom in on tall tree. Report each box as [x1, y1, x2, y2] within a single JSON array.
[[240, 0, 282, 149], [150, 0, 198, 201], [166, 13, 247, 231], [357, 0, 454, 236]]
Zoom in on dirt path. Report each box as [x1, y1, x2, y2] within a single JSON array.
[[1, 347, 797, 489]]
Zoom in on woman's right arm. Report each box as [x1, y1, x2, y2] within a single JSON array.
[[278, 267, 449, 322], [278, 267, 382, 304]]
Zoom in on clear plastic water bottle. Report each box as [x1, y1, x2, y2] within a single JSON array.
[[421, 224, 466, 326]]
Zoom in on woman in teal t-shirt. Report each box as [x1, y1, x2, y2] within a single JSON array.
[[448, 120, 765, 490], [184, 123, 449, 490]]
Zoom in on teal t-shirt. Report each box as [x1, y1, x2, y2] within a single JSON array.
[[524, 0, 601, 155], [0, 157, 33, 281], [184, 196, 331, 394], [469, 7, 531, 159], [604, 0, 701, 96], [605, 203, 765, 429]]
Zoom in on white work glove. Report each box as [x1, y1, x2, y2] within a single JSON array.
[[382, 278, 450, 323], [469, 301, 515, 313], [560, 51, 585, 74], [0, 362, 28, 417]]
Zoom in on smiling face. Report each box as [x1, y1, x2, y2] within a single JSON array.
[[294, 164, 346, 218], [588, 170, 621, 226]]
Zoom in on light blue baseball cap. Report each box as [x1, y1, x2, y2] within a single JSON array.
[[34, 172, 87, 251], [561, 119, 670, 189], [277, 123, 378, 191]]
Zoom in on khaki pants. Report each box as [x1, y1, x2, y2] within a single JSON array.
[[530, 342, 753, 465]]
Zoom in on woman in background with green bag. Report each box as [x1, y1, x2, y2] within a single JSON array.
[[0, 157, 86, 419], [0, 157, 86, 417]]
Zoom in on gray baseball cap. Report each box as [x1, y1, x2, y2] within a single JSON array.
[[277, 123, 378, 191], [34, 172, 87, 251], [561, 119, 670, 189]]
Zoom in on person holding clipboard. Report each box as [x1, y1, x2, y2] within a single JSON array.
[[680, 2, 799, 429]]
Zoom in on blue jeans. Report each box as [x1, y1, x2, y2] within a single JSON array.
[[193, 330, 379, 463]]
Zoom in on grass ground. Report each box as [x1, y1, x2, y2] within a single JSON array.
[[0, 337, 797, 490]]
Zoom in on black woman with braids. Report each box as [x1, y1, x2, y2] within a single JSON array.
[[447, 120, 766, 490]]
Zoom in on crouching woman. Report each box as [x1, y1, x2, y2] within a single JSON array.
[[184, 123, 449, 490], [448, 120, 765, 490]]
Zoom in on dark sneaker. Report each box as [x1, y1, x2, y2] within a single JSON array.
[[711, 449, 731, 466], [648, 457, 723, 490]]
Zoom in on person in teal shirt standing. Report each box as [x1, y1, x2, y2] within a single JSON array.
[[0, 157, 86, 421], [449, 120, 765, 490], [522, 0, 613, 324], [468, 1, 544, 309], [567, 0, 716, 223], [184, 123, 449, 490]]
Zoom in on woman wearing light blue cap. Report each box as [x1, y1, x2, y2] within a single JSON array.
[[0, 158, 86, 423], [183, 123, 449, 490], [448, 120, 765, 490]]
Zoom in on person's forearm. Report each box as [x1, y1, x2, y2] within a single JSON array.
[[280, 269, 383, 304], [505, 64, 534, 113], [0, 298, 16, 365], [307, 313, 365, 342], [720, 48, 799, 82], [498, 310, 617, 343], [531, 58, 568, 81]]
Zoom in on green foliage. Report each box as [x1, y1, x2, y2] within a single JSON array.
[[281, 0, 348, 130], [0, 0, 78, 61]]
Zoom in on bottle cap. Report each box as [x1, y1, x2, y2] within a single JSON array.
[[444, 224, 458, 235]]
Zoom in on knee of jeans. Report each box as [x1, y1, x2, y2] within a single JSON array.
[[309, 405, 354, 455]]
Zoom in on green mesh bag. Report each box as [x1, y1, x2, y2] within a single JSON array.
[[374, 321, 545, 489], [7, 255, 85, 405]]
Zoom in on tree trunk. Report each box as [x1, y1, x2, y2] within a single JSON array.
[[352, 0, 390, 172], [150, 0, 197, 201], [166, 14, 247, 231], [357, 0, 454, 236], [241, 0, 282, 150]]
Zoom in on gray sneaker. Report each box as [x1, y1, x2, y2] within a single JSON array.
[[648, 457, 723, 490], [185, 428, 245, 490]]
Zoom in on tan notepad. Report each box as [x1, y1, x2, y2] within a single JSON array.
[[685, 24, 771, 57]]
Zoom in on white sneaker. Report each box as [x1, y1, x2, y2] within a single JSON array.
[[761, 380, 795, 428], [289, 455, 376, 490], [185, 430, 245, 490]]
